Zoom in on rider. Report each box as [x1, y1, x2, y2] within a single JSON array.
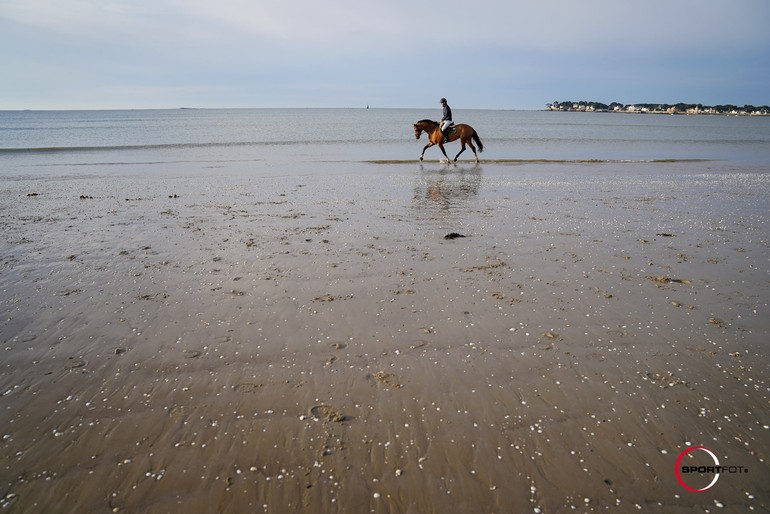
[[439, 98, 453, 142]]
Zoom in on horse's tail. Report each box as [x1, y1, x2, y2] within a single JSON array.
[[472, 130, 484, 153]]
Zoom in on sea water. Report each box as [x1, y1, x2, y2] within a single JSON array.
[[1, 108, 770, 175]]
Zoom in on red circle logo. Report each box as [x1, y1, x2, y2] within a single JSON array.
[[675, 446, 721, 492]]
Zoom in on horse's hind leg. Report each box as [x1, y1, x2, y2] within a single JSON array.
[[454, 142, 466, 162], [468, 140, 478, 162]]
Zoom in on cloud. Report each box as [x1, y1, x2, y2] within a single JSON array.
[[173, 1, 404, 41], [2, 0, 768, 109], [5, 0, 768, 53]]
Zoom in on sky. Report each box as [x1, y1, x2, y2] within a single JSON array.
[[1, 0, 769, 110]]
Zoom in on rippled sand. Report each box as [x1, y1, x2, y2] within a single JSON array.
[[1, 161, 768, 512]]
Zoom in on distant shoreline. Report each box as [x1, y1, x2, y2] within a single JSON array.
[[546, 101, 770, 116]]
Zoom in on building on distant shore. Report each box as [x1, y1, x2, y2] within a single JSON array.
[[546, 101, 769, 116]]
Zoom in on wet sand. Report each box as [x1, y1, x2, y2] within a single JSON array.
[[1, 161, 769, 512]]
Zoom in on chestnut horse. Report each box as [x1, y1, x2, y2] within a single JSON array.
[[413, 119, 484, 163]]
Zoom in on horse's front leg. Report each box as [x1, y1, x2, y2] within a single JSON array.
[[419, 142, 433, 162], [438, 143, 450, 163]]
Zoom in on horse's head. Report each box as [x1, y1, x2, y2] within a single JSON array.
[[414, 120, 437, 140]]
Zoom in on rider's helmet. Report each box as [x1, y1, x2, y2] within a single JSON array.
[[440, 98, 447, 104]]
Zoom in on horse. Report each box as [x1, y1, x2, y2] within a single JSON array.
[[413, 119, 484, 163]]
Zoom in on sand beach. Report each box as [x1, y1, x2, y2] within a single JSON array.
[[1, 157, 769, 512]]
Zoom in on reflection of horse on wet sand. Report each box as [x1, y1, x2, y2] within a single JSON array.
[[414, 165, 483, 212], [413, 119, 484, 163]]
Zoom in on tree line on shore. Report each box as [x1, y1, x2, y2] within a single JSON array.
[[547, 100, 769, 115]]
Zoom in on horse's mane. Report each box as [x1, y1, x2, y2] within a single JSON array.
[[416, 119, 436, 124]]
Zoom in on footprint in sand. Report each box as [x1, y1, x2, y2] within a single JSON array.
[[66, 358, 87, 370], [232, 383, 264, 393], [371, 371, 403, 390], [309, 404, 346, 423]]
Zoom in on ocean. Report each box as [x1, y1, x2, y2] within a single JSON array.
[[2, 108, 770, 175]]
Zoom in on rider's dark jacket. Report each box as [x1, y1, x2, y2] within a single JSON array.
[[442, 104, 452, 122]]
